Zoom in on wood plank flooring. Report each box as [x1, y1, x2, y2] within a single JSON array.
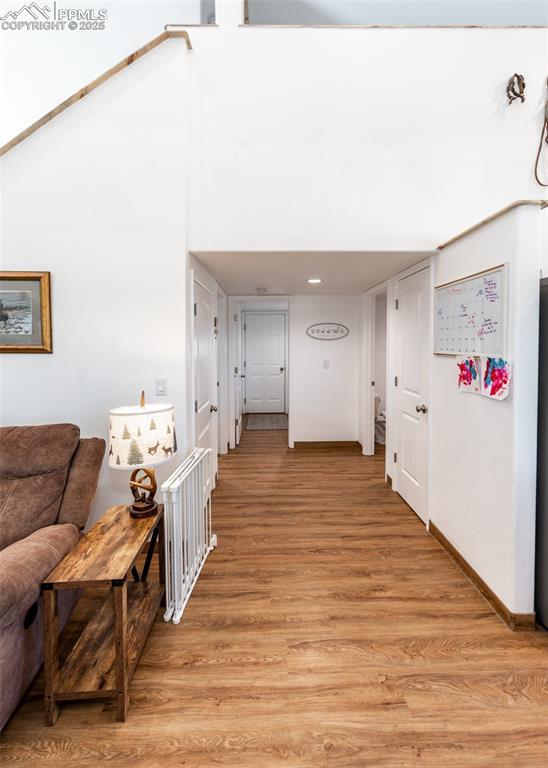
[[2, 429, 548, 766]]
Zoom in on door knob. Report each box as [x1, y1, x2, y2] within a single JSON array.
[[415, 404, 428, 414], [210, 405, 218, 413], [280, 367, 285, 372]]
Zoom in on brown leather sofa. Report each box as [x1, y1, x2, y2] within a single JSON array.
[[0, 424, 105, 731]]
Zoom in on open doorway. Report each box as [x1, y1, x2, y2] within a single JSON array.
[[373, 291, 387, 453], [230, 299, 290, 440], [243, 311, 288, 430]]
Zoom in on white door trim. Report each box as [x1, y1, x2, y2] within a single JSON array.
[[227, 297, 241, 450], [216, 288, 229, 455]]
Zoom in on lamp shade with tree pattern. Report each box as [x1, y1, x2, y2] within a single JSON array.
[[108, 402, 177, 470]]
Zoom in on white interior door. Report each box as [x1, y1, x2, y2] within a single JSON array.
[[244, 313, 286, 413], [193, 278, 216, 483], [396, 267, 430, 523]]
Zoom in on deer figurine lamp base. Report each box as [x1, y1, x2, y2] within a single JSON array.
[[129, 467, 158, 518], [108, 391, 177, 517]]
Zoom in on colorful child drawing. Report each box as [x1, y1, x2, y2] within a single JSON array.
[[457, 357, 480, 393], [482, 357, 511, 400]]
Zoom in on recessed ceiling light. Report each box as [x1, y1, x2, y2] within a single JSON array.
[[307, 278, 322, 284]]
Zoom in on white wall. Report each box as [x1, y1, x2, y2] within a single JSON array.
[[374, 293, 387, 412], [0, 38, 190, 524], [288, 295, 360, 444], [2, 2, 547, 255], [430, 205, 546, 614], [247, 0, 548, 26], [0, 1, 204, 146], [186, 15, 548, 251]]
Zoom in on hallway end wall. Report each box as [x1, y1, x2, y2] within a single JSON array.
[[289, 295, 360, 445]]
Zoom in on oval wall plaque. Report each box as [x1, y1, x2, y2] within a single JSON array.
[[306, 323, 350, 340]]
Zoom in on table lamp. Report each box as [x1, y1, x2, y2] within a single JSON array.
[[108, 391, 177, 518]]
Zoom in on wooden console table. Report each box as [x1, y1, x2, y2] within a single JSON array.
[[41, 504, 164, 725]]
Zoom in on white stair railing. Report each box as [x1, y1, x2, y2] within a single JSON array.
[[161, 448, 217, 624]]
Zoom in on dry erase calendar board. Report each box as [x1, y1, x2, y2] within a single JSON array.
[[434, 265, 507, 356]]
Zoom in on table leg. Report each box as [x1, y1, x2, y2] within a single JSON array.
[[43, 589, 60, 726], [158, 518, 166, 607], [140, 527, 158, 583], [113, 581, 128, 721]]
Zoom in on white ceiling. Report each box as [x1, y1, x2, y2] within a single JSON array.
[[192, 251, 434, 295]]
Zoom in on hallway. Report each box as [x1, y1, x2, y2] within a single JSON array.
[[3, 430, 548, 766]]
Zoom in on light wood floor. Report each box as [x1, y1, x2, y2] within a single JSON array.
[[3, 430, 548, 766]]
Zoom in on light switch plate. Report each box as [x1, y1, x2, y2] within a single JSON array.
[[323, 360, 330, 369], [155, 378, 168, 396]]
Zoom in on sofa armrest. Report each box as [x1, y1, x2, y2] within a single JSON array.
[[0, 523, 79, 629], [57, 437, 105, 530]]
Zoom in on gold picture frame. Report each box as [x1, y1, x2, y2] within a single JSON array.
[[0, 271, 52, 353]]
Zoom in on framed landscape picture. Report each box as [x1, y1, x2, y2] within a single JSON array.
[[0, 272, 52, 353]]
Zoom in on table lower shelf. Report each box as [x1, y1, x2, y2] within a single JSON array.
[[55, 581, 163, 700]]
